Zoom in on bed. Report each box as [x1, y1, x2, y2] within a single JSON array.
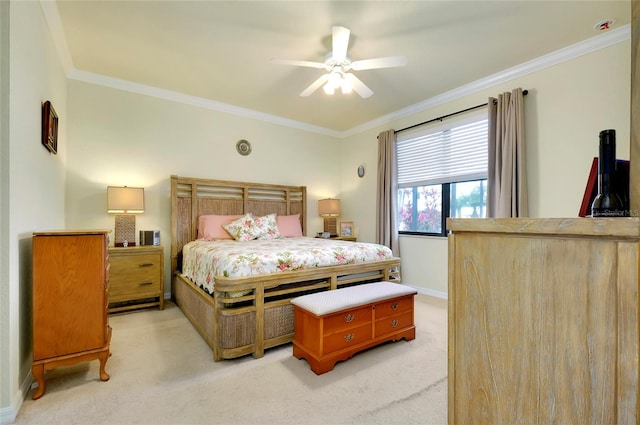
[[170, 175, 401, 361]]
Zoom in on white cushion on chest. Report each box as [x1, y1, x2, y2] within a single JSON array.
[[290, 281, 416, 316]]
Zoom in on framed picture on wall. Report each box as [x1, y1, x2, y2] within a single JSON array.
[[42, 100, 58, 154], [339, 222, 353, 237]]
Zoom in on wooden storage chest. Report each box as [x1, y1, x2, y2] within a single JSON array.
[[291, 281, 417, 374]]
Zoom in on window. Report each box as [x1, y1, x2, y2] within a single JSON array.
[[396, 114, 488, 236]]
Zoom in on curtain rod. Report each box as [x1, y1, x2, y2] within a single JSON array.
[[394, 89, 528, 135]]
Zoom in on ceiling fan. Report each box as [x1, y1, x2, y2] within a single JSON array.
[[272, 26, 407, 98]]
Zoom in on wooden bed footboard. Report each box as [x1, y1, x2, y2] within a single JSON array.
[[173, 258, 401, 361]]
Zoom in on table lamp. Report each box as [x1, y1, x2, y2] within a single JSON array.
[[107, 186, 144, 247], [318, 198, 341, 237]]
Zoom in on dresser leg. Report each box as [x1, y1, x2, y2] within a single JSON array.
[[98, 350, 110, 381], [31, 364, 45, 400]]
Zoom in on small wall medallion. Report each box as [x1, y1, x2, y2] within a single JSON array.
[[236, 139, 252, 156]]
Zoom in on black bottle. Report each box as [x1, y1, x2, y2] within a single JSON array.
[[591, 129, 624, 217]]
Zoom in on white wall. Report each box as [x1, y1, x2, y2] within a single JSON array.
[[341, 40, 631, 297], [0, 2, 67, 423], [65, 81, 343, 289]]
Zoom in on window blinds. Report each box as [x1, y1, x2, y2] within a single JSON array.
[[397, 118, 488, 187]]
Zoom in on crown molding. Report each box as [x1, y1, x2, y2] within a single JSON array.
[[40, 0, 629, 139], [342, 24, 630, 138], [67, 69, 342, 138]]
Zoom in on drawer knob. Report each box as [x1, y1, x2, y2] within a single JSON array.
[[391, 303, 399, 311], [344, 333, 354, 343], [139, 281, 154, 286], [344, 313, 355, 323], [139, 262, 154, 267], [390, 319, 399, 328]]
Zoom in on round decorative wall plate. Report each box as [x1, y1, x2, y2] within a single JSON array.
[[236, 139, 252, 156], [357, 165, 365, 178]]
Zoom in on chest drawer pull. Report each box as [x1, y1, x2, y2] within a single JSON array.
[[390, 319, 399, 328], [139, 281, 154, 286], [344, 333, 354, 343], [344, 313, 355, 323], [139, 262, 154, 267], [390, 303, 398, 311]]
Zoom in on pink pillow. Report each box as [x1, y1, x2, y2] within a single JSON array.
[[197, 215, 241, 240], [276, 214, 303, 237]]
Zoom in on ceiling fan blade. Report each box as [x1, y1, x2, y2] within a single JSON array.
[[300, 74, 330, 97], [271, 58, 326, 69], [350, 56, 408, 71], [332, 26, 350, 62], [344, 73, 373, 98]]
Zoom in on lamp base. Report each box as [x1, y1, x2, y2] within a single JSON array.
[[323, 217, 338, 237], [114, 215, 136, 247]]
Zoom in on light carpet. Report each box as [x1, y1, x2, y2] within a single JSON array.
[[14, 294, 447, 425]]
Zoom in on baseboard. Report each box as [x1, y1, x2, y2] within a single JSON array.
[[0, 373, 32, 425], [410, 285, 448, 300]]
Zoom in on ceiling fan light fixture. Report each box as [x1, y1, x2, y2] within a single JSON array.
[[328, 71, 342, 86], [341, 79, 353, 94], [274, 25, 406, 99], [323, 83, 336, 95], [323, 71, 345, 95]]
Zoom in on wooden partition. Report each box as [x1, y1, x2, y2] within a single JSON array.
[[632, 2, 638, 215], [448, 217, 639, 424], [629, 1, 640, 217]]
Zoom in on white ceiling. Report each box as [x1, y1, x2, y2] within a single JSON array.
[[47, 1, 631, 135]]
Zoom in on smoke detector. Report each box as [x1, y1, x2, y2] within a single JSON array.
[[593, 19, 615, 31]]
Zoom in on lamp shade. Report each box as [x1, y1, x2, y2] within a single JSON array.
[[107, 186, 145, 213], [318, 198, 341, 216]]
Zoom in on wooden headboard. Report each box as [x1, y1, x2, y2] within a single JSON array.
[[170, 175, 307, 276]]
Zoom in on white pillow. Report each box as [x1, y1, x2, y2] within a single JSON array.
[[223, 214, 259, 241], [255, 213, 280, 240]]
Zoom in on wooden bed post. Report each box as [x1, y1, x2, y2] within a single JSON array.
[[254, 282, 265, 358], [212, 292, 221, 362], [170, 176, 178, 299]]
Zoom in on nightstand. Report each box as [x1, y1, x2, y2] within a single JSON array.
[[333, 236, 357, 242], [108, 245, 164, 313]]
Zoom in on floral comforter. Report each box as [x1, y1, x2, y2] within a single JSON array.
[[181, 237, 394, 294]]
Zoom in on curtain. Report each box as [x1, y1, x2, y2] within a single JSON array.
[[376, 129, 400, 257], [487, 88, 528, 217]]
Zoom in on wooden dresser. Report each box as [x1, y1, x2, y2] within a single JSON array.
[[31, 230, 111, 400], [447, 218, 639, 424], [108, 245, 164, 313]]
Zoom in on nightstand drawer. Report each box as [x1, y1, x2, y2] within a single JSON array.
[[109, 275, 160, 296], [110, 253, 160, 278]]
